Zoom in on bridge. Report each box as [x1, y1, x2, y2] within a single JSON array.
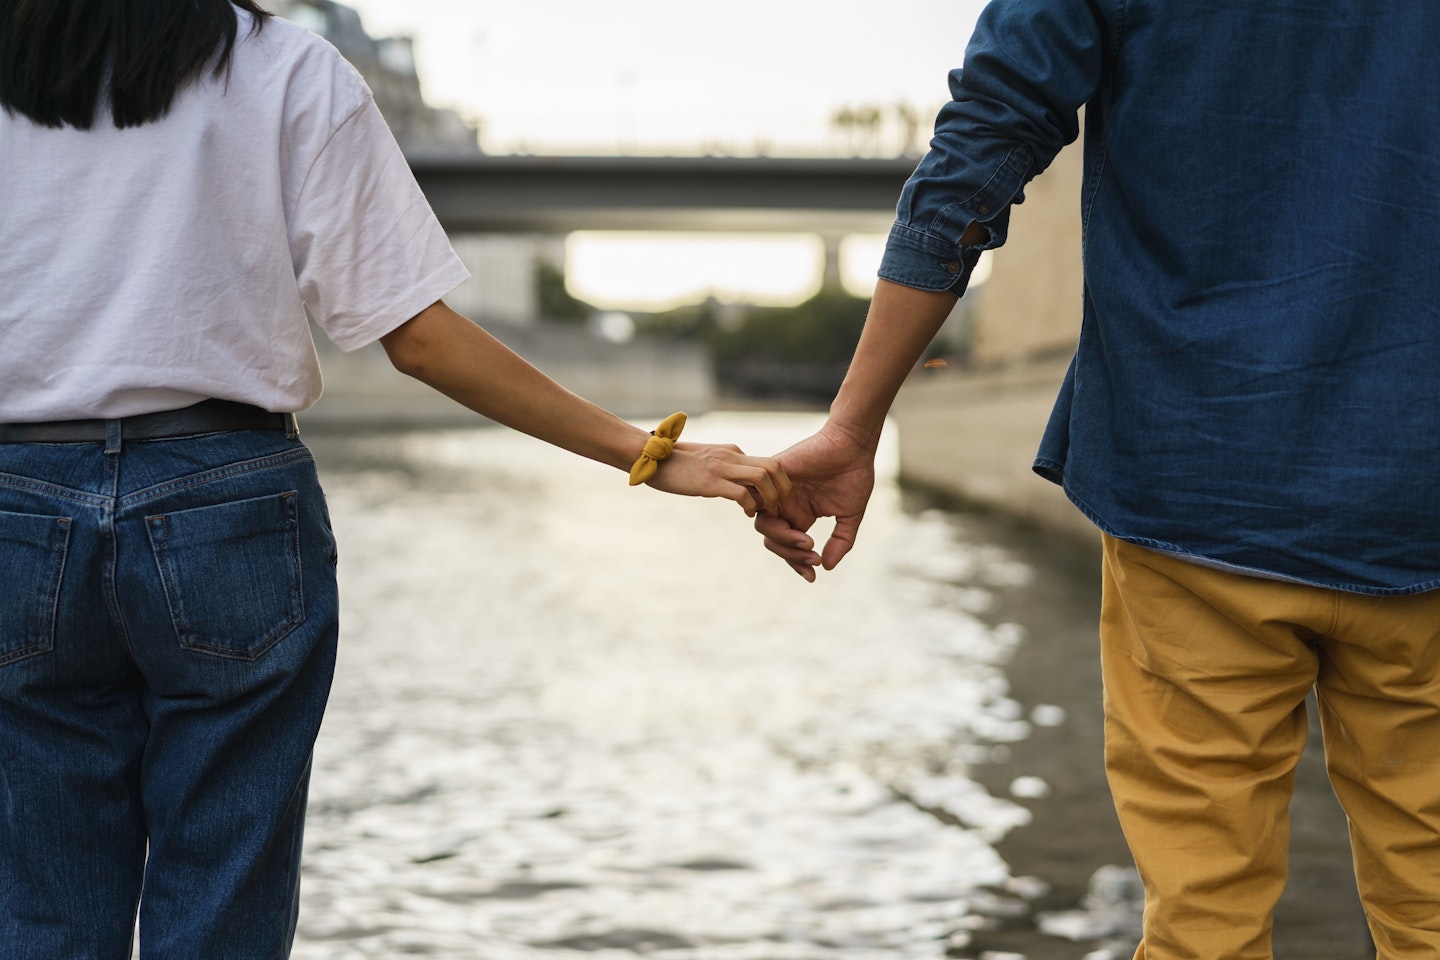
[[406, 154, 918, 235]]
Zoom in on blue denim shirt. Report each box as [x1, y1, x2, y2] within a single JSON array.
[[880, 0, 1440, 594]]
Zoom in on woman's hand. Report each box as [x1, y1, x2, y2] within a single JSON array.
[[646, 441, 791, 517], [381, 303, 793, 517]]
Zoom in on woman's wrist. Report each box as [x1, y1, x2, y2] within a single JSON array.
[[627, 412, 686, 485]]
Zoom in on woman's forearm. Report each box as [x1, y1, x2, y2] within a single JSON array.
[[379, 300, 649, 471]]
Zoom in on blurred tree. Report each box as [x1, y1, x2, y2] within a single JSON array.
[[634, 298, 723, 343], [533, 257, 591, 324], [895, 102, 923, 156], [632, 289, 881, 401], [709, 288, 869, 400]]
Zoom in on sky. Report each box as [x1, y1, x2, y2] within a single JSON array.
[[341, 0, 992, 309]]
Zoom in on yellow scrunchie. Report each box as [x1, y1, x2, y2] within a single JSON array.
[[628, 412, 686, 485]]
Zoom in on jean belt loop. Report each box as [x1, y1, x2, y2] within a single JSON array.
[[284, 413, 299, 440], [104, 419, 122, 455]]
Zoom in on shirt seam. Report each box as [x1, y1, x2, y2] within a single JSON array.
[[293, 96, 372, 214]]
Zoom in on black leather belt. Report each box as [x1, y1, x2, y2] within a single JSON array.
[[0, 399, 296, 443]]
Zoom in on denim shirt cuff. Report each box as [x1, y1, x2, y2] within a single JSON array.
[[877, 222, 986, 295]]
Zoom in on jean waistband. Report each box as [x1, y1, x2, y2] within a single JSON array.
[[0, 400, 297, 444]]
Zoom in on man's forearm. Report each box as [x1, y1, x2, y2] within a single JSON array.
[[826, 278, 960, 451]]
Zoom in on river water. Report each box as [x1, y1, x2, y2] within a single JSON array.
[[292, 411, 1371, 960]]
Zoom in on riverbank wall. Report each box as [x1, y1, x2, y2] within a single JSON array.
[[303, 319, 715, 429], [891, 358, 1097, 544]]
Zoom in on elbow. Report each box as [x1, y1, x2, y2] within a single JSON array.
[[384, 343, 427, 382], [380, 339, 423, 381], [377, 300, 479, 391], [379, 314, 435, 381]]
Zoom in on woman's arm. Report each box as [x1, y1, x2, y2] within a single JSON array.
[[379, 299, 788, 515]]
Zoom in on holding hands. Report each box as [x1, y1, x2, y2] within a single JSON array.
[[752, 423, 877, 581], [381, 278, 959, 571], [747, 279, 962, 581], [643, 436, 793, 519]]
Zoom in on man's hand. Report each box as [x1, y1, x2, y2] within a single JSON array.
[[753, 423, 876, 582], [752, 278, 961, 581]]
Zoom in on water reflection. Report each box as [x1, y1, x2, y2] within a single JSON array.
[[293, 411, 1364, 960], [294, 413, 1050, 959]]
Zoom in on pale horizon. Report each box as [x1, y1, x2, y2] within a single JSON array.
[[344, 0, 989, 157], [336, 0, 991, 309]]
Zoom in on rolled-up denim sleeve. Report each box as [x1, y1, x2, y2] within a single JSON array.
[[879, 0, 1108, 294]]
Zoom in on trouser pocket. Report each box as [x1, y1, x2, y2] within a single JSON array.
[[146, 490, 305, 660], [0, 509, 71, 666]]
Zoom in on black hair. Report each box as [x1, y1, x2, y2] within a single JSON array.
[[0, 0, 273, 129]]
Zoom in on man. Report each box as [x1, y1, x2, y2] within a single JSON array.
[[758, 1, 1440, 956]]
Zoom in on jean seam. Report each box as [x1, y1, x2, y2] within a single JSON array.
[[0, 473, 109, 508], [121, 446, 314, 510], [101, 447, 134, 660]]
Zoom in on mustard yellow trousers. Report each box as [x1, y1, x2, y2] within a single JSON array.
[[1100, 535, 1440, 959]]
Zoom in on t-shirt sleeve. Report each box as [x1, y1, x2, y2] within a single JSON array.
[[288, 95, 470, 352]]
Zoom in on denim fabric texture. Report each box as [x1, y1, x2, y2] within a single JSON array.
[[0, 428, 339, 960], [879, 0, 1440, 593]]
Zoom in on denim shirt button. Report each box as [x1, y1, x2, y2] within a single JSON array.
[[943, 260, 962, 275], [978, 203, 991, 215]]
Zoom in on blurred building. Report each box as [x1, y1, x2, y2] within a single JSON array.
[[267, 0, 480, 155], [269, 0, 563, 326], [266, 0, 714, 422]]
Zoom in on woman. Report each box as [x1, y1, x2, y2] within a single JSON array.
[[0, 3, 787, 958]]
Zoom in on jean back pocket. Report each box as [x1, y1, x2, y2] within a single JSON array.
[[0, 509, 71, 666], [146, 491, 305, 661]]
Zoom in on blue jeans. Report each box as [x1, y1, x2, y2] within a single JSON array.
[[0, 427, 339, 959]]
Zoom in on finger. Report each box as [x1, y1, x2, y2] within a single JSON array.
[[715, 456, 786, 514], [776, 492, 815, 532], [754, 512, 815, 552], [763, 536, 820, 580], [676, 441, 744, 455], [762, 535, 821, 567], [820, 515, 862, 570], [758, 514, 822, 567], [729, 483, 758, 516], [757, 455, 793, 501], [734, 458, 784, 514]]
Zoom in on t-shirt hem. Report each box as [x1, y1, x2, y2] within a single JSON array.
[[327, 257, 472, 352]]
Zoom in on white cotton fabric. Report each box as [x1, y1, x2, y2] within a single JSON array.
[[0, 11, 470, 420]]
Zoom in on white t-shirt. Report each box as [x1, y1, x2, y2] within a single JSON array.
[[0, 11, 470, 420]]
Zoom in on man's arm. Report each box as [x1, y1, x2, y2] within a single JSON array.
[[828, 219, 986, 453], [758, 0, 1107, 580], [756, 278, 961, 579]]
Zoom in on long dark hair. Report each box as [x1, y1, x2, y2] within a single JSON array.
[[0, 0, 273, 129]]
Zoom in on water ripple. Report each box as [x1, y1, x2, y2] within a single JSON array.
[[295, 414, 1047, 959]]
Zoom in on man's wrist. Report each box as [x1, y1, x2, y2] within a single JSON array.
[[819, 411, 881, 457]]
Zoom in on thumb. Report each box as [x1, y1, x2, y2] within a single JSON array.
[[820, 515, 861, 570]]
